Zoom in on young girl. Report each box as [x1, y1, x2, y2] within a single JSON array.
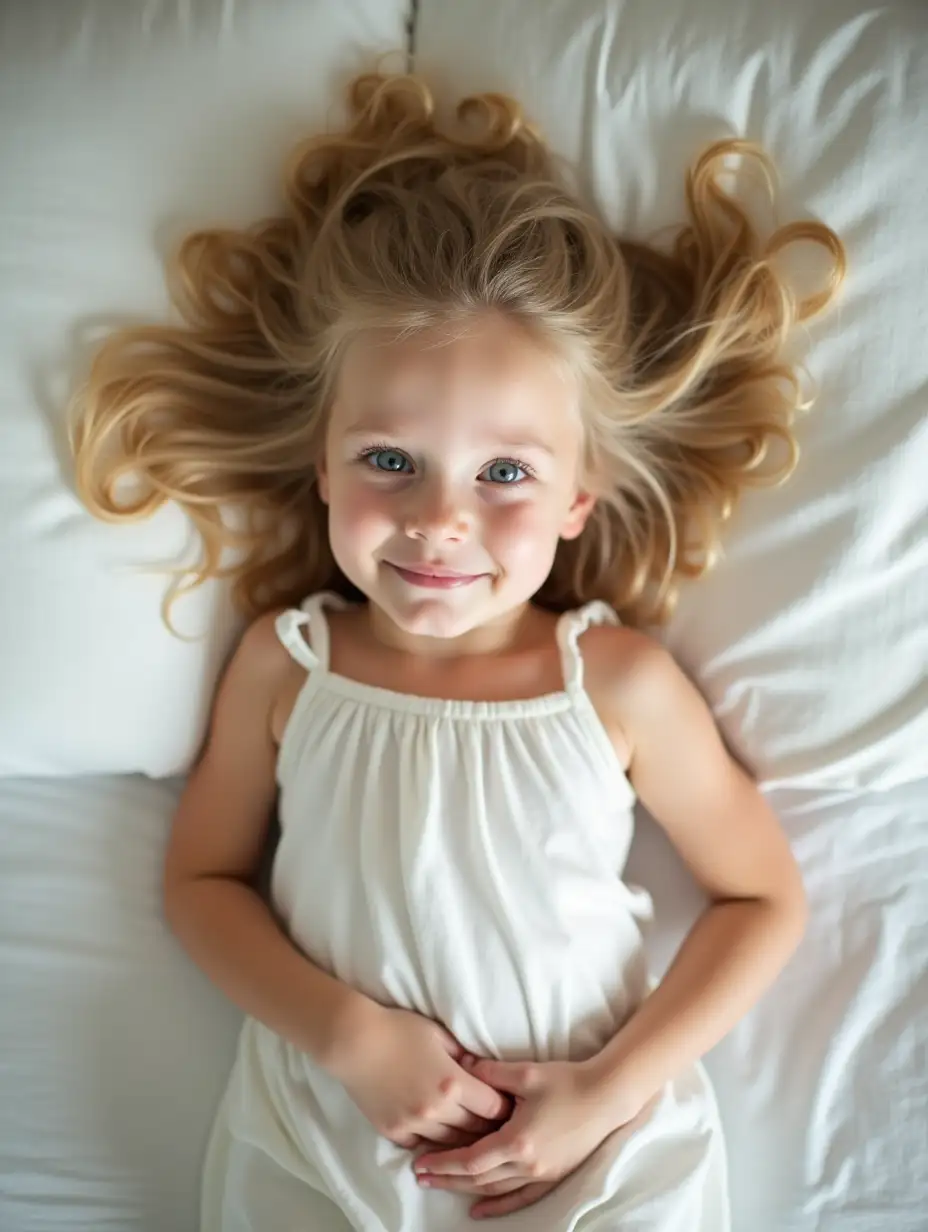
[[73, 74, 843, 1231]]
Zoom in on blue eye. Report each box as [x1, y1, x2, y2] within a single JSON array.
[[481, 459, 527, 484], [365, 449, 412, 473]]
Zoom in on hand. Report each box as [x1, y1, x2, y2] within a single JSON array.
[[413, 1055, 636, 1219], [329, 1003, 512, 1152]]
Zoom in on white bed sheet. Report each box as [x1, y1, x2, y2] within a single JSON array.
[[0, 775, 241, 1232], [626, 784, 928, 1231]]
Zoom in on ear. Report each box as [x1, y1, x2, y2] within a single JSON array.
[[559, 489, 596, 541]]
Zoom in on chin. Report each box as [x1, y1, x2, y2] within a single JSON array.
[[389, 597, 482, 639]]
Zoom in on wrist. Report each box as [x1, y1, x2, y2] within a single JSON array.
[[581, 1043, 653, 1131], [315, 986, 383, 1078]]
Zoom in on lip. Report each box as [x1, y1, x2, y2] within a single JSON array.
[[386, 563, 487, 589]]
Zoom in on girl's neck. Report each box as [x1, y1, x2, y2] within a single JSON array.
[[326, 598, 567, 705], [364, 599, 543, 661]]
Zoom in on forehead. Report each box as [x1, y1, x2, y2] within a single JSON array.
[[333, 314, 579, 439]]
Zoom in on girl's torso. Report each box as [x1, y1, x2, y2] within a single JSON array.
[[268, 591, 652, 1061]]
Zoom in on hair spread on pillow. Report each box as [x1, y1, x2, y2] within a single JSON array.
[[71, 72, 845, 626]]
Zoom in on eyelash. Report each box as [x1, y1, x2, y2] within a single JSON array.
[[355, 444, 538, 482], [488, 456, 538, 482]]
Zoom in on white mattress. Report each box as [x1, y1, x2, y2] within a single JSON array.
[[2, 1, 927, 1230]]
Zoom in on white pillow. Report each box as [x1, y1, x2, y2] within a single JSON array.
[[0, 0, 408, 779], [416, 0, 928, 793]]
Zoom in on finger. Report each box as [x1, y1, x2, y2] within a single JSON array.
[[413, 1122, 478, 1148], [393, 1133, 426, 1151], [464, 1057, 540, 1097], [471, 1181, 555, 1219], [415, 1125, 516, 1178], [460, 1073, 512, 1123], [417, 1168, 523, 1194], [414, 1129, 481, 1157], [443, 1108, 502, 1136], [419, 1130, 482, 1152]]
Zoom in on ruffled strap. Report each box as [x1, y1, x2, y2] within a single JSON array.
[[274, 609, 319, 671], [274, 591, 350, 672], [555, 601, 621, 694]]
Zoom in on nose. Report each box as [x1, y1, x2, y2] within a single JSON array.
[[402, 479, 470, 544]]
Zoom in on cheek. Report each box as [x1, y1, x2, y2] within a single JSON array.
[[482, 499, 561, 568], [327, 477, 395, 551]]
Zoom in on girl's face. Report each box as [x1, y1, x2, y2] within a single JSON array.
[[318, 314, 595, 643]]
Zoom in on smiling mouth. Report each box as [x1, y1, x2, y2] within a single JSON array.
[[386, 563, 487, 590]]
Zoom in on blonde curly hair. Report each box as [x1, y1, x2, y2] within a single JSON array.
[[71, 73, 844, 626]]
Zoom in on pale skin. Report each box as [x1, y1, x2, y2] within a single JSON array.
[[164, 313, 807, 1220]]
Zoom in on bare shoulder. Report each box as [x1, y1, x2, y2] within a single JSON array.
[[212, 608, 300, 740], [233, 607, 291, 668], [223, 608, 295, 690], [579, 624, 695, 764], [580, 623, 678, 701]]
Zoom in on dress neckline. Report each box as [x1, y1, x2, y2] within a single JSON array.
[[280, 590, 583, 718], [313, 667, 576, 719], [275, 593, 637, 802]]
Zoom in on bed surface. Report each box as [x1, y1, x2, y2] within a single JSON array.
[[2, 1, 926, 1229]]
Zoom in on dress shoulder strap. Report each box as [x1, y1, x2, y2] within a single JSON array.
[[555, 600, 621, 694], [274, 591, 348, 672]]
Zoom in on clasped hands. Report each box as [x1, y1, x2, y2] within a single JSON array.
[[331, 1002, 642, 1220]]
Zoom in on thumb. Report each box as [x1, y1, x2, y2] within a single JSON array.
[[463, 1056, 536, 1096]]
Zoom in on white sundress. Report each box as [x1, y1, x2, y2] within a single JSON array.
[[202, 591, 729, 1232]]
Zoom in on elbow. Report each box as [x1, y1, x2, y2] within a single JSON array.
[[162, 864, 251, 941], [733, 866, 808, 964], [772, 867, 809, 960]]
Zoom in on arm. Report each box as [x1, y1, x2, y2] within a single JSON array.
[[163, 611, 364, 1068], [587, 636, 808, 1114]]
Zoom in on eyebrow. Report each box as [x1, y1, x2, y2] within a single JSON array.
[[492, 438, 558, 458]]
